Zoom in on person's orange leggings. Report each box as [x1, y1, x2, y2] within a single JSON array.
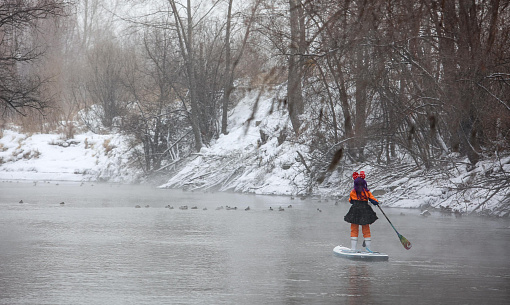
[[351, 223, 371, 238]]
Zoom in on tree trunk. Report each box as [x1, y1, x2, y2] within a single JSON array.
[[221, 0, 233, 135], [457, 0, 482, 165], [186, 0, 203, 151], [169, 0, 203, 152], [316, 63, 338, 142], [354, 48, 367, 162], [287, 0, 304, 135], [338, 69, 354, 152]]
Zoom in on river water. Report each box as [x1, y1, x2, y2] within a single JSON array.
[[0, 181, 508, 304]]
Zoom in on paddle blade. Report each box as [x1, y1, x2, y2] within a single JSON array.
[[398, 233, 412, 250]]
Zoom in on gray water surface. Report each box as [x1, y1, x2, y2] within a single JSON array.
[[1, 181, 509, 304]]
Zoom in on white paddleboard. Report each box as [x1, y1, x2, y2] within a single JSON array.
[[333, 245, 389, 261]]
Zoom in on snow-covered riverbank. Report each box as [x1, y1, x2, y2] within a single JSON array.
[[0, 128, 139, 183], [159, 90, 510, 217], [1, 89, 509, 217]]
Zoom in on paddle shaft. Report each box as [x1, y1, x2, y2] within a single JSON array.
[[377, 205, 400, 235], [377, 204, 412, 250]]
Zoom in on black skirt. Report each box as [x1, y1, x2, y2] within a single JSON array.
[[344, 200, 378, 225]]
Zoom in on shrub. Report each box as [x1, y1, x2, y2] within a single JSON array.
[[103, 138, 116, 155]]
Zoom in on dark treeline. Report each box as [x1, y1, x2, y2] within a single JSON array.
[[288, 0, 510, 173], [1, 0, 509, 176]]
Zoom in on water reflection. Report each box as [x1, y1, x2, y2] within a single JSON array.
[[347, 264, 372, 305]]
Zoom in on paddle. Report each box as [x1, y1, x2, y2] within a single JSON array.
[[377, 205, 412, 250]]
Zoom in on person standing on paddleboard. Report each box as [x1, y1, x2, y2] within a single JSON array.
[[344, 171, 379, 252]]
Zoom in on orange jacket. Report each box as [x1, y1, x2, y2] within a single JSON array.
[[349, 189, 378, 203]]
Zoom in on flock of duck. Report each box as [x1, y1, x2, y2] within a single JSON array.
[[134, 204, 297, 211], [19, 200, 65, 206], [130, 196, 340, 212]]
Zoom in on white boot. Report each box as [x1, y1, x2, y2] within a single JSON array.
[[364, 238, 373, 253], [350, 237, 358, 251]]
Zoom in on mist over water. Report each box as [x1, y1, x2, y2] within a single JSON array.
[[1, 182, 509, 304]]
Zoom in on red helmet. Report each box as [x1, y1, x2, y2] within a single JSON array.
[[352, 172, 359, 180], [359, 171, 365, 179]]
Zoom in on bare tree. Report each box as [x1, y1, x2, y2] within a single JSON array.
[[287, 0, 305, 134], [0, 0, 68, 115], [221, 0, 262, 135], [122, 26, 193, 173], [84, 36, 128, 129], [168, 0, 204, 152], [220, 0, 233, 135], [301, 0, 509, 170]]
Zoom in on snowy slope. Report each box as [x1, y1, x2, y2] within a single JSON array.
[[0, 128, 140, 182], [160, 88, 309, 195], [158, 89, 510, 216]]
